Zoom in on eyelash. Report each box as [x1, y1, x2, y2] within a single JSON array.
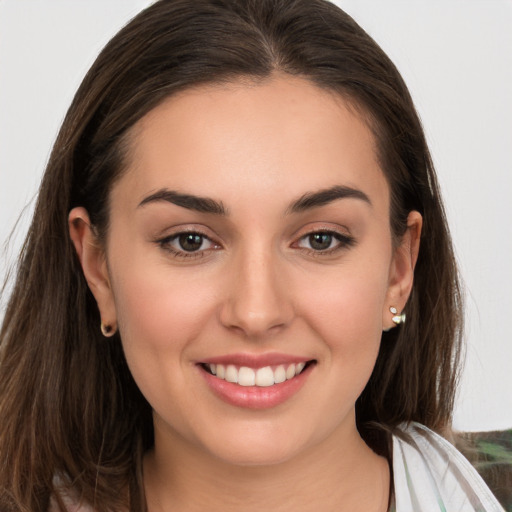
[[294, 230, 356, 256], [157, 230, 219, 259], [156, 229, 355, 260]]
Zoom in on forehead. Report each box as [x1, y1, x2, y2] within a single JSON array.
[[116, 74, 389, 214]]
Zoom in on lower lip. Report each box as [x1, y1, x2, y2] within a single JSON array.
[[199, 363, 314, 409]]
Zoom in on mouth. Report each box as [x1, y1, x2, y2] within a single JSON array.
[[197, 353, 317, 408], [199, 360, 316, 387]]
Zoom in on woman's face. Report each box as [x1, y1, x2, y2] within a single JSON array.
[[72, 75, 420, 466]]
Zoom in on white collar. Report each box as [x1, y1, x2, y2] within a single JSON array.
[[392, 422, 504, 511]]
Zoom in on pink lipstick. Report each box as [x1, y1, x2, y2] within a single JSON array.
[[197, 353, 316, 409]]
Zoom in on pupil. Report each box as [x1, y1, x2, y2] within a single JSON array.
[[310, 233, 332, 250], [179, 234, 203, 251]]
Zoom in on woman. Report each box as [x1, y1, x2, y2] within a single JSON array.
[[0, 0, 504, 511]]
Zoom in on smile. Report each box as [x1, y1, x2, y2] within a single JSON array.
[[198, 356, 316, 409], [202, 362, 310, 387]]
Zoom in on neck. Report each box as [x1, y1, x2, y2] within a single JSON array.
[[143, 415, 390, 512]]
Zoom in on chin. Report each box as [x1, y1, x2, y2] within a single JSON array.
[[201, 424, 313, 468], [213, 445, 299, 468]]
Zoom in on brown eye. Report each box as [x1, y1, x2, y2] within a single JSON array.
[[157, 231, 219, 258], [178, 233, 205, 252], [295, 230, 355, 254], [308, 233, 334, 251]]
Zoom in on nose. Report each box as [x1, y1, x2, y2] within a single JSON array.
[[219, 245, 294, 339]]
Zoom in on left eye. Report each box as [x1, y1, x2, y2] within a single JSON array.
[[297, 232, 351, 251]]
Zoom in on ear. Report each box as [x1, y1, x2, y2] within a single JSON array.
[[68, 207, 117, 333], [383, 211, 422, 330]]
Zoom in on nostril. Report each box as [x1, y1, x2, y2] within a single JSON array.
[[218, 267, 294, 336]]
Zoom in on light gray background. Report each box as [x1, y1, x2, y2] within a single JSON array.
[[1, 0, 511, 431]]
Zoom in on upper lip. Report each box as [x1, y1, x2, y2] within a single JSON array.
[[199, 353, 314, 368]]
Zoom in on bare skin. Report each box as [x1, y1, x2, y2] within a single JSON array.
[[143, 410, 390, 512], [70, 74, 421, 511]]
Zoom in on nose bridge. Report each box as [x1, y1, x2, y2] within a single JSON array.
[[220, 238, 292, 337]]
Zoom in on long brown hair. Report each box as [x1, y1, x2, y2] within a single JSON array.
[[0, 1, 463, 510]]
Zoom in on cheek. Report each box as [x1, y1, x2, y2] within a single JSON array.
[[298, 261, 389, 343], [282, 259, 390, 439], [294, 255, 390, 393], [111, 257, 214, 342], [108, 257, 221, 420], [107, 251, 221, 398]]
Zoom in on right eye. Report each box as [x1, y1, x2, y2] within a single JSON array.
[[158, 231, 220, 258]]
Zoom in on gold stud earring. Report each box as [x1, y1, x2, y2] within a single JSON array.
[[100, 322, 116, 337], [390, 306, 406, 326]]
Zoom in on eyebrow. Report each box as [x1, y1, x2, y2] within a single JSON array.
[[138, 189, 228, 215], [137, 184, 371, 216], [287, 185, 372, 214]]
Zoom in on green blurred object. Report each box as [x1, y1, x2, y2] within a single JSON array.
[[456, 429, 512, 511]]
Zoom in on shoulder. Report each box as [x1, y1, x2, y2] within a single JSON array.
[[391, 422, 505, 511]]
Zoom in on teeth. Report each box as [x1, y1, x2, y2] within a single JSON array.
[[238, 367, 255, 386], [255, 366, 274, 387], [225, 364, 238, 383], [204, 362, 309, 387], [286, 364, 296, 380], [274, 365, 286, 384]]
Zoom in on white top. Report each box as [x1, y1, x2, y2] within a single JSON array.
[[392, 422, 505, 511], [50, 422, 505, 511]]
